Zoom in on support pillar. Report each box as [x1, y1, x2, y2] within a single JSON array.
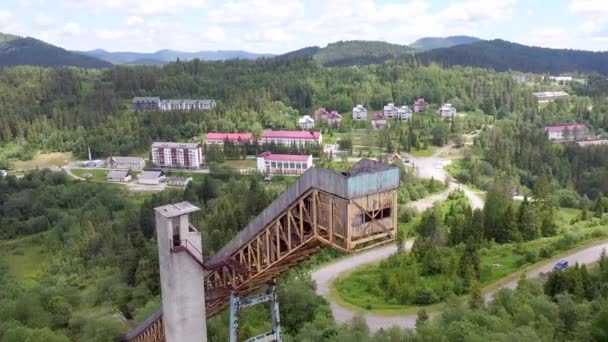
[[229, 283, 282, 342]]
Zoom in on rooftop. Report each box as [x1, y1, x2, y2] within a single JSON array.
[[261, 130, 321, 140], [205, 132, 253, 141], [140, 170, 164, 179], [152, 142, 201, 149], [544, 124, 586, 133], [258, 152, 311, 161], [107, 170, 129, 178], [372, 113, 386, 120], [155, 201, 200, 218], [133, 97, 160, 102], [108, 156, 145, 163]]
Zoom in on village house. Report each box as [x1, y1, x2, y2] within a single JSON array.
[[383, 103, 398, 118], [256, 152, 313, 175], [298, 115, 315, 130], [314, 108, 342, 126], [151, 142, 203, 169], [204, 132, 253, 145], [106, 156, 146, 170], [533, 91, 569, 103], [107, 170, 131, 182], [413, 98, 429, 112], [577, 139, 608, 147], [138, 170, 165, 185], [260, 130, 322, 146], [352, 104, 368, 120], [168, 176, 193, 187], [132, 97, 216, 111], [397, 105, 413, 121], [371, 113, 388, 129], [438, 103, 456, 118], [544, 124, 588, 141]]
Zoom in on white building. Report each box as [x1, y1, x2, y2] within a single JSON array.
[[438, 103, 456, 118], [352, 104, 368, 120], [544, 124, 587, 141], [383, 103, 398, 118], [107, 156, 145, 170], [397, 105, 413, 121], [168, 176, 193, 187], [260, 131, 322, 146], [107, 170, 131, 182], [151, 142, 202, 169], [138, 170, 165, 185], [298, 115, 315, 130], [256, 152, 313, 175], [533, 91, 569, 103], [132, 97, 216, 111]]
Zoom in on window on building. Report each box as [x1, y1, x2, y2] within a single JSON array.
[[353, 207, 392, 226]]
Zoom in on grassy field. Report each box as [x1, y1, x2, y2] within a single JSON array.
[[13, 151, 74, 170], [221, 158, 257, 169], [332, 206, 608, 314], [409, 145, 440, 157], [0, 233, 50, 287], [71, 168, 109, 181]]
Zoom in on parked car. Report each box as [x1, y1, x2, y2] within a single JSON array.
[[554, 260, 568, 270]]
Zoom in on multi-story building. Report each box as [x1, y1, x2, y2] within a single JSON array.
[[533, 91, 569, 103], [204, 132, 253, 145], [260, 130, 322, 146], [352, 104, 368, 120], [132, 97, 216, 111], [544, 124, 587, 141], [413, 98, 429, 112], [132, 97, 161, 111], [298, 115, 315, 130], [438, 103, 456, 118], [151, 142, 203, 169], [383, 103, 398, 118], [256, 152, 313, 175], [397, 105, 413, 121], [106, 156, 146, 170]]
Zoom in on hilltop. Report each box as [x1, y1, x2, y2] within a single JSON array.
[[409, 35, 483, 51]]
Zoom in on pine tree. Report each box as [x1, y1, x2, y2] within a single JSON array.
[[468, 282, 484, 310], [502, 204, 519, 243], [518, 197, 538, 241]]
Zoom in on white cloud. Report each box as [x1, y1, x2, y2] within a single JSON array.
[[94, 29, 126, 40], [126, 16, 145, 27], [62, 22, 82, 36], [201, 26, 225, 42], [34, 14, 56, 27]]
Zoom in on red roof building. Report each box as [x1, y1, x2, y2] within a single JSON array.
[[371, 113, 388, 129], [257, 152, 313, 174], [413, 98, 429, 112], [544, 124, 587, 141], [260, 130, 322, 145], [205, 132, 253, 145]]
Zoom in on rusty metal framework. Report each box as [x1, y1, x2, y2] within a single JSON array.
[[122, 160, 399, 342]]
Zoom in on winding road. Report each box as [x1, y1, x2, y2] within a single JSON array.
[[311, 145, 606, 331]]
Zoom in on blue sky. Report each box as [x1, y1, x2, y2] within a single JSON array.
[[0, 0, 606, 53]]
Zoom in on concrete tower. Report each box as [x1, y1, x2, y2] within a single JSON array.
[[155, 202, 207, 342]]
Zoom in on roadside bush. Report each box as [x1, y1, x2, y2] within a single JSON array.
[[550, 189, 580, 208]]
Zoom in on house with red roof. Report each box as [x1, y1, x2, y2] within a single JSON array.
[[544, 124, 588, 141], [371, 113, 388, 129], [413, 98, 429, 112], [256, 152, 313, 175], [260, 130, 322, 146], [314, 108, 342, 126], [205, 132, 253, 145]]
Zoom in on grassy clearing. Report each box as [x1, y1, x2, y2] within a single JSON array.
[[71, 168, 109, 181], [0, 233, 49, 287], [437, 146, 465, 159], [13, 151, 74, 170], [410, 145, 440, 157], [221, 158, 257, 169]]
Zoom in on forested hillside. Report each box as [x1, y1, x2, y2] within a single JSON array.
[[416, 39, 608, 75], [409, 35, 483, 51], [76, 49, 272, 65], [0, 35, 111, 69], [0, 59, 534, 161]]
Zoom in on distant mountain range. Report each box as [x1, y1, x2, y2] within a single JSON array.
[[415, 39, 608, 75], [1, 31, 608, 76], [75, 49, 274, 65], [409, 35, 483, 51], [0, 33, 110, 69]]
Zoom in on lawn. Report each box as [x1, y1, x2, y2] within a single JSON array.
[[410, 145, 440, 157], [0, 233, 50, 287], [221, 158, 257, 170], [437, 145, 466, 159], [71, 168, 109, 182], [13, 151, 74, 170]]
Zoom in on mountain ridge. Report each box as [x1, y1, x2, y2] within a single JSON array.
[[75, 48, 274, 65], [409, 35, 483, 51]]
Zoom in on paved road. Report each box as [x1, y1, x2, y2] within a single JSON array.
[[310, 145, 594, 331]]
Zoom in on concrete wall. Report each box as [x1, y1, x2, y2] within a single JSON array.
[[155, 212, 207, 342]]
